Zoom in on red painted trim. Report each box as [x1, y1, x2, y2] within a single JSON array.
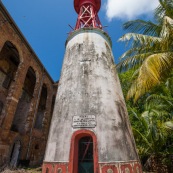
[[69, 129, 99, 173], [42, 161, 143, 173], [100, 163, 143, 173], [121, 164, 133, 173], [54, 164, 66, 173], [133, 163, 143, 173], [42, 163, 53, 173], [42, 163, 68, 173], [102, 165, 118, 173]]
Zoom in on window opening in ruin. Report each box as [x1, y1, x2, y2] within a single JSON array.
[[9, 55, 19, 66], [35, 144, 39, 150], [11, 67, 36, 133], [34, 84, 47, 129], [0, 41, 20, 127], [0, 101, 3, 115], [23, 67, 36, 97], [51, 95, 56, 116], [0, 42, 20, 90], [6, 41, 19, 57], [78, 136, 94, 173], [2, 72, 13, 89], [10, 140, 21, 168]]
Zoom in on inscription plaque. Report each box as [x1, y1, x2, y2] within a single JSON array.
[[72, 115, 96, 128]]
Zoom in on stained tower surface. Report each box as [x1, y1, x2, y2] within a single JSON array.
[[42, 0, 142, 173]]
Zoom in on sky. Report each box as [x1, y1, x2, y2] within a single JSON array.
[[1, 0, 159, 81]]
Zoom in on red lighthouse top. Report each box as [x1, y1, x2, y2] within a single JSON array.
[[74, 0, 102, 30], [74, 0, 101, 14]]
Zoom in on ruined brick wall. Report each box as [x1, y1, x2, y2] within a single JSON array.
[[0, 3, 58, 168]]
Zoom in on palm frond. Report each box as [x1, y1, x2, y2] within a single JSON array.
[[127, 53, 173, 101], [123, 19, 161, 36], [119, 33, 161, 45], [160, 16, 173, 38], [164, 121, 173, 130], [132, 127, 152, 148], [146, 94, 173, 107], [155, 0, 173, 22], [117, 52, 152, 72]]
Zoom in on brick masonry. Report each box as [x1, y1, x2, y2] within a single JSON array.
[[0, 3, 58, 167]]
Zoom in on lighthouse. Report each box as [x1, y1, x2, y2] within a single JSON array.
[[42, 0, 142, 172]]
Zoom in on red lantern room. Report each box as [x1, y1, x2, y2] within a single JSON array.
[[74, 0, 102, 30]]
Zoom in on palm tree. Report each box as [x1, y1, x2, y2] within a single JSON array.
[[117, 0, 173, 102], [119, 66, 173, 172], [130, 97, 173, 153], [130, 95, 173, 172]]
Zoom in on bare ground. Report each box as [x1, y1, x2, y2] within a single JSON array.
[[0, 167, 42, 173]]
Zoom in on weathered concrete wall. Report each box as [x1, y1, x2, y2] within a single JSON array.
[[45, 29, 138, 163]]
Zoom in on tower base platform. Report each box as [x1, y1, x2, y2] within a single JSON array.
[[42, 160, 142, 173]]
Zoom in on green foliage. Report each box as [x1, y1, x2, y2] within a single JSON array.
[[117, 1, 173, 169], [117, 0, 173, 102], [119, 70, 173, 167]]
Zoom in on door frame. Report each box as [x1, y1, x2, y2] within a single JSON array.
[[69, 130, 99, 173]]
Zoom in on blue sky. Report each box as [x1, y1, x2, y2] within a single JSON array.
[[1, 0, 159, 81]]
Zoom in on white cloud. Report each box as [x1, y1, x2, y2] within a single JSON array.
[[105, 0, 159, 20]]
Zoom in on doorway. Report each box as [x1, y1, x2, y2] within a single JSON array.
[[10, 140, 21, 167], [69, 130, 98, 173], [78, 136, 94, 173]]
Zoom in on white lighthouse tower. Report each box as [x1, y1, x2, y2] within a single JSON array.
[[42, 0, 142, 173]]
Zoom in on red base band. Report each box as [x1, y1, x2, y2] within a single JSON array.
[[42, 161, 142, 173]]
